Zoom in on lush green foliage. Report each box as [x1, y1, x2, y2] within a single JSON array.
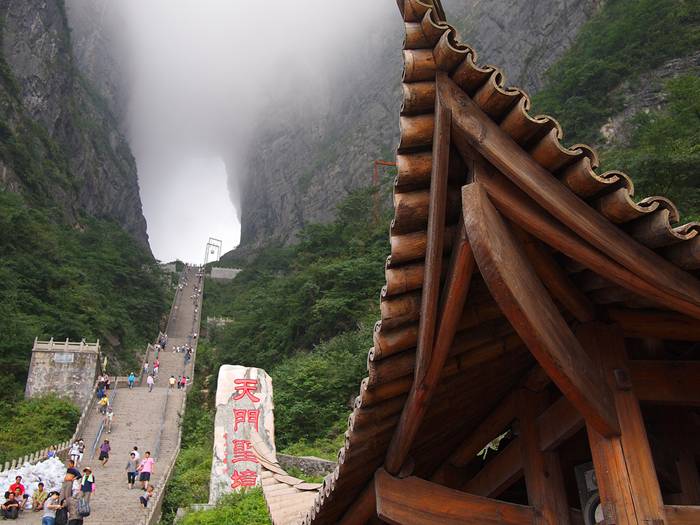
[[272, 330, 368, 451], [204, 187, 389, 450], [204, 187, 387, 372], [0, 191, 169, 403], [179, 490, 270, 525], [0, 395, 80, 464], [602, 75, 700, 219], [532, 0, 700, 144]]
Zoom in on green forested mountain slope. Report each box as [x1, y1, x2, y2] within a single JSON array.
[[0, 1, 169, 412], [532, 0, 700, 218]]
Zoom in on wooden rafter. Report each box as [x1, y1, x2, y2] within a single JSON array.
[[386, 72, 477, 475], [512, 226, 596, 323], [375, 468, 535, 525], [437, 73, 700, 316], [462, 182, 619, 437], [463, 436, 522, 498], [456, 149, 700, 320]]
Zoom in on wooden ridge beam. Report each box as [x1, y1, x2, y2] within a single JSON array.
[[386, 72, 477, 476], [462, 182, 618, 437], [375, 468, 535, 525], [628, 360, 700, 406], [438, 73, 700, 316]]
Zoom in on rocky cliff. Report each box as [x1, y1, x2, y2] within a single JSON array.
[[234, 0, 601, 252], [0, 0, 149, 248]]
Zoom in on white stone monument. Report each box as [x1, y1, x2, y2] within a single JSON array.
[[209, 365, 276, 504]]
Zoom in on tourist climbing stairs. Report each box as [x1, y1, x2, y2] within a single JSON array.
[[24, 267, 202, 525]]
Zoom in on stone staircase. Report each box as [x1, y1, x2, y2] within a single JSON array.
[[23, 267, 201, 525]]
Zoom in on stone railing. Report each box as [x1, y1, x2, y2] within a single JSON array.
[[144, 269, 203, 525], [33, 337, 100, 353], [0, 375, 101, 474]]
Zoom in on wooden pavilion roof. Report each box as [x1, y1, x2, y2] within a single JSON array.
[[302, 1, 700, 524]]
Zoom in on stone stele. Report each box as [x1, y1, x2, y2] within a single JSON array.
[[209, 365, 276, 504]]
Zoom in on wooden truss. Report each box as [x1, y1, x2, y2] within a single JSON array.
[[340, 72, 700, 525]]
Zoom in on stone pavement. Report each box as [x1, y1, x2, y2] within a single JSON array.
[[22, 266, 201, 525]]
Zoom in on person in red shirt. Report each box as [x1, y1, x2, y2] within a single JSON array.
[[8, 476, 24, 496]]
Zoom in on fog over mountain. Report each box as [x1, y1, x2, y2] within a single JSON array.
[[67, 0, 397, 262]]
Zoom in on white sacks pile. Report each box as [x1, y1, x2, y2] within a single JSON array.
[[0, 457, 67, 506]]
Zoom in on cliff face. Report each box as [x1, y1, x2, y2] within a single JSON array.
[[0, 0, 149, 248], [235, 0, 600, 252]]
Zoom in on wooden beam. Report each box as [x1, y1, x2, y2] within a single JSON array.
[[665, 505, 700, 525], [386, 71, 463, 475], [338, 481, 376, 525], [462, 182, 619, 437], [463, 437, 522, 497], [579, 322, 666, 525], [517, 389, 571, 525], [457, 391, 584, 498], [437, 391, 516, 474], [513, 227, 596, 323], [375, 468, 535, 525], [608, 308, 700, 341], [629, 360, 700, 406], [438, 73, 700, 315], [676, 448, 700, 505], [537, 395, 584, 452], [452, 137, 700, 321]]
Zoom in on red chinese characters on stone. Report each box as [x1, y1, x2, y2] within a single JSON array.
[[231, 439, 258, 464], [233, 409, 260, 432], [233, 379, 260, 402], [230, 468, 258, 489]]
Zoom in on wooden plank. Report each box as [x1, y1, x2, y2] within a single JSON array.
[[375, 468, 535, 525], [386, 75, 471, 475], [338, 481, 376, 525], [463, 437, 522, 497], [517, 389, 571, 525], [579, 322, 666, 525], [629, 360, 700, 406], [454, 141, 700, 321], [608, 308, 700, 341], [665, 505, 700, 525], [438, 73, 700, 315], [462, 182, 618, 437], [537, 395, 584, 452], [440, 391, 516, 471], [676, 447, 700, 505], [513, 227, 595, 323]]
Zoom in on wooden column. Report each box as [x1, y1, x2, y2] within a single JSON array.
[[578, 322, 666, 525], [517, 389, 571, 525]]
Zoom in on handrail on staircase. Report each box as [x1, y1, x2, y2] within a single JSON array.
[[90, 379, 119, 459]]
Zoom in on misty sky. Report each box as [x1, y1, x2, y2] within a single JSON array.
[[97, 0, 396, 263]]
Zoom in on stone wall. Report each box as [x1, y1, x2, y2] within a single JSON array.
[[277, 454, 335, 478], [24, 341, 99, 408]]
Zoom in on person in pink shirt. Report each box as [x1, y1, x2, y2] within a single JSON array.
[[136, 451, 155, 490]]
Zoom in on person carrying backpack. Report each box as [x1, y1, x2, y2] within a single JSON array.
[[79, 468, 94, 504]]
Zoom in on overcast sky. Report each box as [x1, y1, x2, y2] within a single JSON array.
[[92, 0, 396, 263]]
